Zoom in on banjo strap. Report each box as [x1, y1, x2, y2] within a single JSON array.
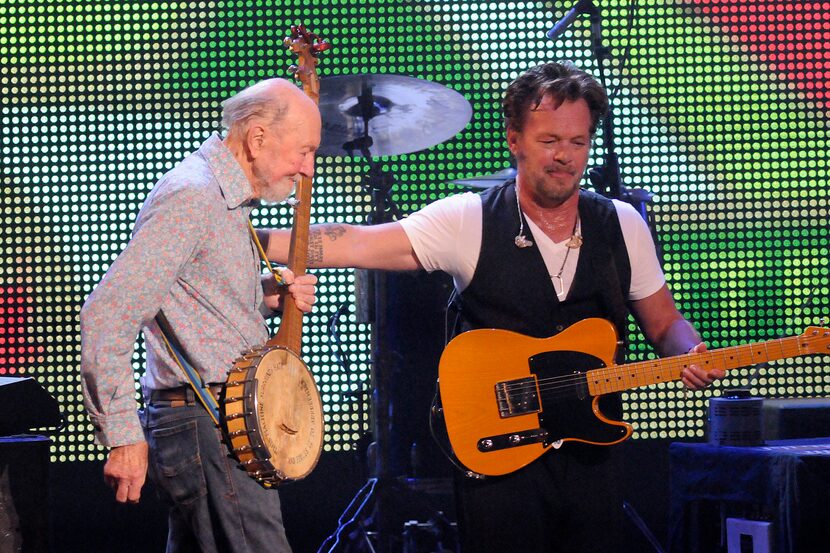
[[153, 311, 222, 425]]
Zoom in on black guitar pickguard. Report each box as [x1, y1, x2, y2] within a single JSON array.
[[528, 350, 627, 444]]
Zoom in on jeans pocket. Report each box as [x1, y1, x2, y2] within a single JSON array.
[[148, 419, 207, 506]]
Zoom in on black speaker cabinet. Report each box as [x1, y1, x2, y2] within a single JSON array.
[[0, 435, 50, 553], [763, 398, 830, 441], [0, 377, 61, 436]]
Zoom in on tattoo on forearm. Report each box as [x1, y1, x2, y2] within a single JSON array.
[[323, 224, 346, 241], [308, 225, 346, 266], [308, 228, 323, 265]]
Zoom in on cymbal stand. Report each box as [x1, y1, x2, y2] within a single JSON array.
[[362, 145, 402, 553], [319, 84, 404, 553]]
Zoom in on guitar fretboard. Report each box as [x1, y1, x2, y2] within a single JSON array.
[[586, 329, 830, 396]]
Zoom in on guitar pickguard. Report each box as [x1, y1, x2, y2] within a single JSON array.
[[528, 349, 626, 444]]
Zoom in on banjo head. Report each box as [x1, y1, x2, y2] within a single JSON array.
[[223, 346, 324, 483], [253, 347, 324, 479]]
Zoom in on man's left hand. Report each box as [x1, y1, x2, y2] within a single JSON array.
[[263, 268, 318, 313], [680, 343, 726, 391]]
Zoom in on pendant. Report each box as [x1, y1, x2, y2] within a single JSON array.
[[552, 274, 566, 298], [565, 234, 583, 249]]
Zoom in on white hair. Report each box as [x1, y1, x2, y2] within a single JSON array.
[[220, 78, 291, 136]]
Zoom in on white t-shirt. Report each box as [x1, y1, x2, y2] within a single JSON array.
[[398, 191, 665, 300]]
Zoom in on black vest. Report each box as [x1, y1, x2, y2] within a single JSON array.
[[453, 181, 632, 360], [447, 181, 633, 454]]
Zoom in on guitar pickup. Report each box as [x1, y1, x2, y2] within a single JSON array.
[[477, 428, 549, 452], [495, 376, 541, 418]]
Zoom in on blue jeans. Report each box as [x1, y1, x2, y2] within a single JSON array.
[[140, 396, 292, 553]]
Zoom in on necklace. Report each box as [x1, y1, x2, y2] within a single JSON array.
[[512, 182, 583, 298], [552, 216, 581, 299]]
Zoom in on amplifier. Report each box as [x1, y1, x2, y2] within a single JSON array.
[[763, 398, 830, 440]]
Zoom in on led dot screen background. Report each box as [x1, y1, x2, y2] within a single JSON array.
[[3, 0, 828, 463]]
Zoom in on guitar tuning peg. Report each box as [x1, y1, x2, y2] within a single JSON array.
[[288, 65, 299, 75]]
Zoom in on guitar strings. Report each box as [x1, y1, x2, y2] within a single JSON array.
[[485, 333, 821, 397]]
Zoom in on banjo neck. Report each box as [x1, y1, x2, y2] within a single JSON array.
[[268, 175, 312, 352], [267, 25, 330, 354]]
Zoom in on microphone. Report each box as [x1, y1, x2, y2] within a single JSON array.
[[546, 0, 599, 40]]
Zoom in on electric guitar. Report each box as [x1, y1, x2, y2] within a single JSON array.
[[437, 318, 830, 476]]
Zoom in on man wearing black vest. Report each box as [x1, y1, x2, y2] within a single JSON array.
[[260, 61, 723, 551]]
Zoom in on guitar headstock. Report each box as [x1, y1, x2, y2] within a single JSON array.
[[801, 326, 830, 354], [284, 24, 331, 105]]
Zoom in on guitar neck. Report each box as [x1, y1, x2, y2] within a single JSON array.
[[587, 333, 819, 396]]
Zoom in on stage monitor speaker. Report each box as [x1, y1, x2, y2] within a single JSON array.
[[763, 398, 830, 441], [0, 377, 61, 436]]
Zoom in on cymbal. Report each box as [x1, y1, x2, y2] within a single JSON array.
[[451, 166, 516, 189], [317, 74, 472, 157]]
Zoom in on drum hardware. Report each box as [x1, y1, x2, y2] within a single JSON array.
[[450, 165, 517, 189], [317, 75, 471, 553]]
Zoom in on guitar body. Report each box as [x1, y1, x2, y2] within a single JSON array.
[[438, 318, 632, 476], [222, 346, 324, 484]]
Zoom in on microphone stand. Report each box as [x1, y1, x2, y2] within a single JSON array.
[[579, 4, 663, 259], [586, 12, 619, 200]]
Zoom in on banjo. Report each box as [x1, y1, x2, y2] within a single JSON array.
[[220, 25, 329, 487]]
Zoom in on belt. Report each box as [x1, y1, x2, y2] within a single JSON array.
[[147, 384, 223, 408]]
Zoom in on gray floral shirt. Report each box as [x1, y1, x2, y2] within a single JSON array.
[[80, 133, 270, 447]]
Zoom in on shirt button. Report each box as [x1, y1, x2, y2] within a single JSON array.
[[555, 325, 564, 332]]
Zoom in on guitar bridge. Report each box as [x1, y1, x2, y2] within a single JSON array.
[[495, 376, 541, 418]]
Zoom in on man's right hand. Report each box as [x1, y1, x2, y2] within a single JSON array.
[[104, 441, 149, 503]]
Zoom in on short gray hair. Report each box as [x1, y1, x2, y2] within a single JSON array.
[[220, 78, 290, 135]]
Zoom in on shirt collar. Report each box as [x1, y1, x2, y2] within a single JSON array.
[[200, 133, 259, 209]]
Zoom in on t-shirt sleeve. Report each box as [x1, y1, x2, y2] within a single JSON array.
[[398, 192, 482, 291], [614, 200, 666, 301]]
